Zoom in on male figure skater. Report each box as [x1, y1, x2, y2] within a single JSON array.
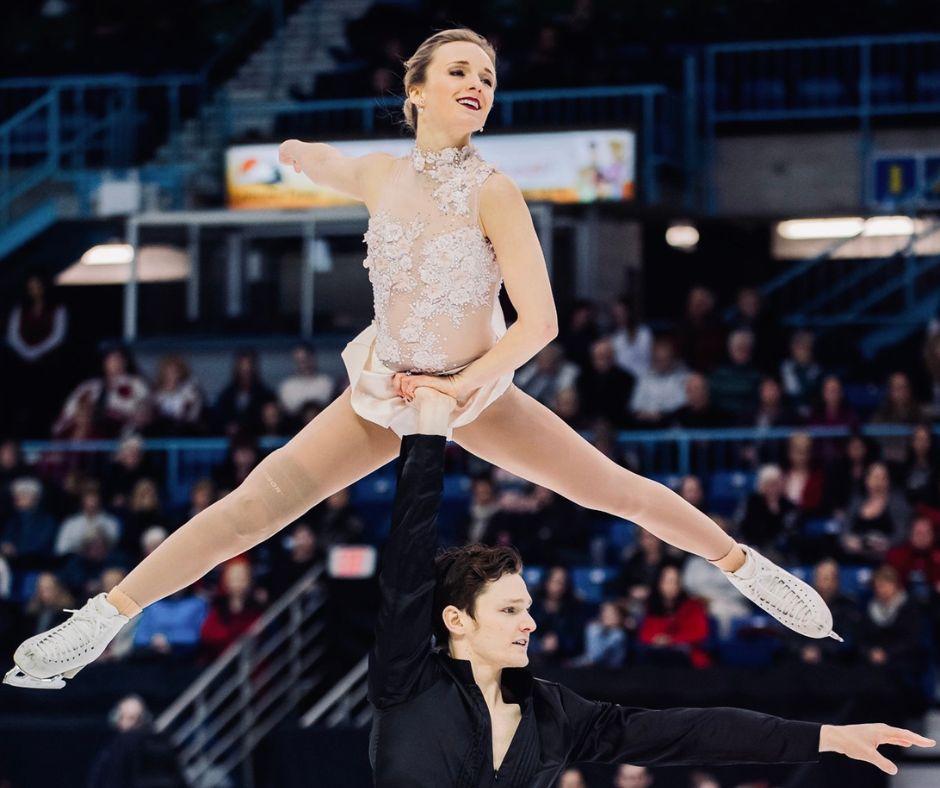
[[370, 387, 933, 786]]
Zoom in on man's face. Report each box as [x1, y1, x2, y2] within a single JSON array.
[[448, 572, 536, 668], [615, 764, 652, 788]]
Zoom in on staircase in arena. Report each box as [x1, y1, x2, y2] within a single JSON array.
[[150, 0, 373, 199], [154, 564, 334, 788]]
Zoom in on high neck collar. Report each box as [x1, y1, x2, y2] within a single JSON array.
[[411, 144, 476, 174]]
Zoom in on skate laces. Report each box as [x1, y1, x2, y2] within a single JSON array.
[[33, 606, 108, 663]]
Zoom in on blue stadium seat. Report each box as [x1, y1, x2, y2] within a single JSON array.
[[797, 77, 847, 106], [649, 473, 684, 491], [13, 571, 40, 604], [718, 613, 782, 667], [605, 519, 637, 554], [803, 518, 842, 538], [839, 566, 873, 598], [571, 567, 619, 604], [842, 383, 883, 416], [707, 471, 755, 516], [916, 71, 940, 101]]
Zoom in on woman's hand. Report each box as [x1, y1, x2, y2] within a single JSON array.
[[392, 372, 468, 404], [819, 723, 935, 774], [278, 139, 303, 173]]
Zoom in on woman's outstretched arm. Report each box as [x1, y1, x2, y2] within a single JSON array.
[[278, 139, 394, 202]]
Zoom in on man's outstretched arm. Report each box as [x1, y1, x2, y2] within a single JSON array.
[[367, 388, 455, 709]]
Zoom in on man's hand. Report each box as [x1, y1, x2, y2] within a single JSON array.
[[413, 387, 457, 436], [819, 723, 935, 774]]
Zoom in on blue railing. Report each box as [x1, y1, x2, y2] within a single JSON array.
[[20, 424, 921, 508]]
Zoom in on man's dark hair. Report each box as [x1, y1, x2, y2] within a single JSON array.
[[432, 544, 522, 646]]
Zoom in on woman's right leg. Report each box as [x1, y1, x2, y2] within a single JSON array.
[[113, 389, 401, 610]]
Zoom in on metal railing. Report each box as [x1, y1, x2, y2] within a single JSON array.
[[299, 655, 371, 729], [155, 563, 328, 788], [19, 424, 925, 505]]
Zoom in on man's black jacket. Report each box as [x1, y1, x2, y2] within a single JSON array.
[[368, 434, 821, 787]]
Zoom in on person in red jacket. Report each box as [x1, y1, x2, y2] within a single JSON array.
[[886, 516, 940, 590], [638, 563, 712, 668], [200, 559, 263, 660]]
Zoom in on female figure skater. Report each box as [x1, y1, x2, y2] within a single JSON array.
[[8, 28, 835, 689], [372, 387, 933, 786]]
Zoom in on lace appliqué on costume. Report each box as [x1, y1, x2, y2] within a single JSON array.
[[363, 211, 425, 365], [400, 227, 500, 372], [411, 145, 493, 216]]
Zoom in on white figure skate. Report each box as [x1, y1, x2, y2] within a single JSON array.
[[3, 593, 129, 689], [722, 545, 843, 641]]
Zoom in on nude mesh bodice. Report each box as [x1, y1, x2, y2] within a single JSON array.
[[362, 145, 504, 374]]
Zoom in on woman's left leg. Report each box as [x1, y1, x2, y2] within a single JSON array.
[[451, 385, 736, 561]]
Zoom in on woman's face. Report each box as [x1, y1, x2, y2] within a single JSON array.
[[545, 567, 568, 600], [889, 373, 911, 406], [413, 41, 495, 138], [223, 562, 252, 596], [847, 436, 867, 462], [132, 480, 158, 511], [866, 462, 890, 494], [822, 376, 842, 406], [36, 573, 59, 604], [912, 426, 931, 456], [788, 435, 812, 466], [658, 566, 681, 602], [103, 351, 127, 378]]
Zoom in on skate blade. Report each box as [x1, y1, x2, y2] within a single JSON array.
[[3, 666, 67, 690], [828, 631, 844, 643]]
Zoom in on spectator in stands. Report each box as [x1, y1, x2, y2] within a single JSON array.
[[105, 434, 155, 509], [1, 477, 58, 566], [60, 528, 126, 598], [810, 375, 858, 430], [149, 355, 204, 435], [494, 485, 585, 564], [898, 424, 937, 505], [793, 559, 860, 665], [267, 521, 321, 599], [87, 694, 186, 788], [570, 601, 627, 668], [132, 587, 208, 659], [551, 387, 588, 430], [922, 332, 940, 420], [530, 566, 587, 664], [458, 475, 504, 544], [782, 432, 826, 516], [780, 330, 823, 420], [609, 530, 679, 604], [613, 765, 652, 788], [823, 432, 877, 516], [259, 399, 289, 437], [277, 343, 335, 418], [576, 337, 635, 427], [118, 478, 163, 560], [316, 486, 366, 548], [859, 565, 927, 681], [638, 564, 711, 668], [676, 286, 725, 373], [727, 286, 780, 372], [23, 572, 74, 635], [749, 377, 793, 430], [55, 480, 121, 556], [708, 329, 762, 417], [736, 464, 799, 559], [213, 435, 260, 494], [53, 346, 150, 439], [4, 275, 69, 436], [872, 372, 929, 464], [558, 299, 600, 371], [678, 475, 705, 510], [140, 527, 168, 559], [557, 768, 587, 788], [609, 295, 652, 378], [0, 439, 28, 521], [212, 349, 274, 435], [842, 461, 911, 563], [629, 336, 689, 427], [174, 478, 216, 531], [515, 342, 580, 407], [886, 516, 940, 591], [671, 373, 728, 428], [200, 560, 263, 660]]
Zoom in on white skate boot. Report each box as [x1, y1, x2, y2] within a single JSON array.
[[3, 593, 129, 689], [722, 545, 843, 641]]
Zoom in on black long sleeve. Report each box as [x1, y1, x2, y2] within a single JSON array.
[[560, 685, 821, 766], [367, 434, 447, 709]]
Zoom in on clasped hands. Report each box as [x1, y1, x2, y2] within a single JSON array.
[[392, 370, 469, 405]]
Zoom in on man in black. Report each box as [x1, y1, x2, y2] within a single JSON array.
[[368, 388, 933, 787]]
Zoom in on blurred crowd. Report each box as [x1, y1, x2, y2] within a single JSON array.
[[2, 275, 940, 725]]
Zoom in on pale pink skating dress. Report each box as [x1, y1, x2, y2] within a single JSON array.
[[341, 144, 513, 438]]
